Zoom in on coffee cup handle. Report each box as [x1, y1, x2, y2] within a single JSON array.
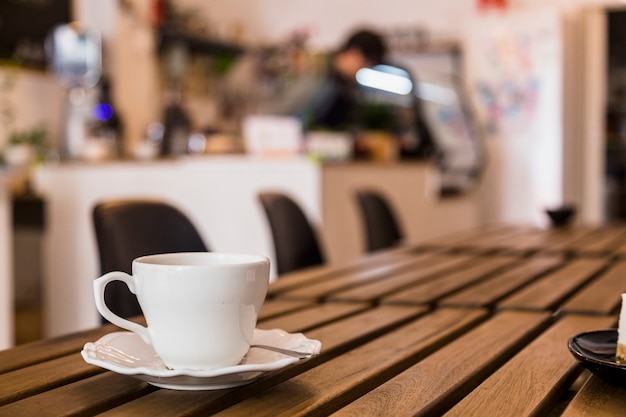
[[93, 271, 151, 344]]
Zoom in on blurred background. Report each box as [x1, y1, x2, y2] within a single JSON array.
[[1, 0, 624, 347]]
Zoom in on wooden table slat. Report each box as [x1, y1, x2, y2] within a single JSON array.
[[383, 256, 519, 305], [330, 310, 553, 417], [0, 354, 102, 407], [0, 323, 117, 375], [536, 228, 601, 253], [443, 314, 615, 417], [421, 225, 533, 251], [208, 308, 491, 417], [559, 228, 625, 254], [559, 260, 626, 315], [496, 229, 595, 254], [439, 255, 564, 308], [89, 305, 430, 417], [267, 247, 415, 296], [0, 372, 154, 417], [327, 254, 474, 303], [497, 258, 609, 311], [276, 255, 434, 300], [258, 302, 370, 334], [258, 299, 315, 320], [612, 240, 626, 257], [493, 229, 562, 252], [571, 228, 626, 254], [561, 373, 626, 417]]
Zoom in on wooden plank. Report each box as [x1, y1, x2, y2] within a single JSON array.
[[258, 299, 315, 320], [479, 227, 566, 251], [383, 256, 519, 306], [0, 354, 102, 407], [205, 308, 492, 417], [561, 374, 626, 417], [276, 255, 434, 300], [418, 225, 525, 249], [0, 299, 314, 381], [0, 302, 384, 410], [443, 314, 615, 417], [613, 240, 626, 257], [332, 313, 612, 417], [559, 260, 626, 315], [267, 247, 415, 296], [534, 228, 599, 254], [442, 228, 538, 253], [0, 372, 154, 417], [497, 259, 608, 312], [0, 323, 120, 375], [495, 229, 591, 254], [557, 227, 626, 255], [328, 254, 474, 303], [483, 228, 604, 256], [92, 305, 431, 417], [329, 311, 552, 417], [0, 299, 320, 380], [568, 227, 626, 255], [302, 305, 428, 354], [0, 305, 426, 415], [258, 302, 370, 334], [439, 256, 563, 308]]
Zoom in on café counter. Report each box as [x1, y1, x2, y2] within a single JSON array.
[[32, 156, 480, 337]]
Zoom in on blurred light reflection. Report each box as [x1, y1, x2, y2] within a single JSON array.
[[356, 64, 413, 95], [93, 103, 113, 121]]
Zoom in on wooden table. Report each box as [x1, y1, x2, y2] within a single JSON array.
[[2, 225, 626, 416]]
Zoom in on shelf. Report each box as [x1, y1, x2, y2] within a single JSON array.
[[157, 26, 245, 57]]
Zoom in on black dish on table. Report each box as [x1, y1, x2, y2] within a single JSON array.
[[568, 330, 626, 384], [545, 206, 576, 228]]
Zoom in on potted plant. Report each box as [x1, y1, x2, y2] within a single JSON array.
[[354, 101, 397, 161], [3, 126, 47, 167]]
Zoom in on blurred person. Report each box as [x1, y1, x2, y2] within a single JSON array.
[[277, 28, 433, 156], [301, 28, 389, 130], [224, 27, 433, 156]]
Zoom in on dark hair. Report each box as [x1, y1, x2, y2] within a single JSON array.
[[340, 29, 387, 64]]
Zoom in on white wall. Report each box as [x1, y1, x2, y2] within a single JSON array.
[[172, 0, 623, 47], [0, 174, 13, 349], [463, 7, 564, 227], [171, 0, 476, 49], [0, 69, 66, 152]]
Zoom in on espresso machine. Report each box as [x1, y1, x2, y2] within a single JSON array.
[[47, 22, 102, 159]]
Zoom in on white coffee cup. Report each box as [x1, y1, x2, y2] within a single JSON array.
[[93, 252, 269, 371]]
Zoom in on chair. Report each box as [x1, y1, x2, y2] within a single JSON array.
[[355, 189, 403, 253], [92, 199, 208, 321], [258, 192, 325, 275]]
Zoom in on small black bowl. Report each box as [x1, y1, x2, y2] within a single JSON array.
[[568, 329, 626, 384], [546, 206, 576, 228]]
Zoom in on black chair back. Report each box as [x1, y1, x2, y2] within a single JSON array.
[[92, 199, 208, 321], [355, 189, 403, 252], [258, 192, 324, 275]]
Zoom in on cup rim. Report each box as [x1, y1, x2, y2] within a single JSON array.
[[133, 252, 269, 268]]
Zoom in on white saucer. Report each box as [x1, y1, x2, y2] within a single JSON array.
[[81, 328, 321, 390]]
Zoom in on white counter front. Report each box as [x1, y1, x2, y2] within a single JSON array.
[[34, 156, 321, 337], [34, 156, 480, 337]]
